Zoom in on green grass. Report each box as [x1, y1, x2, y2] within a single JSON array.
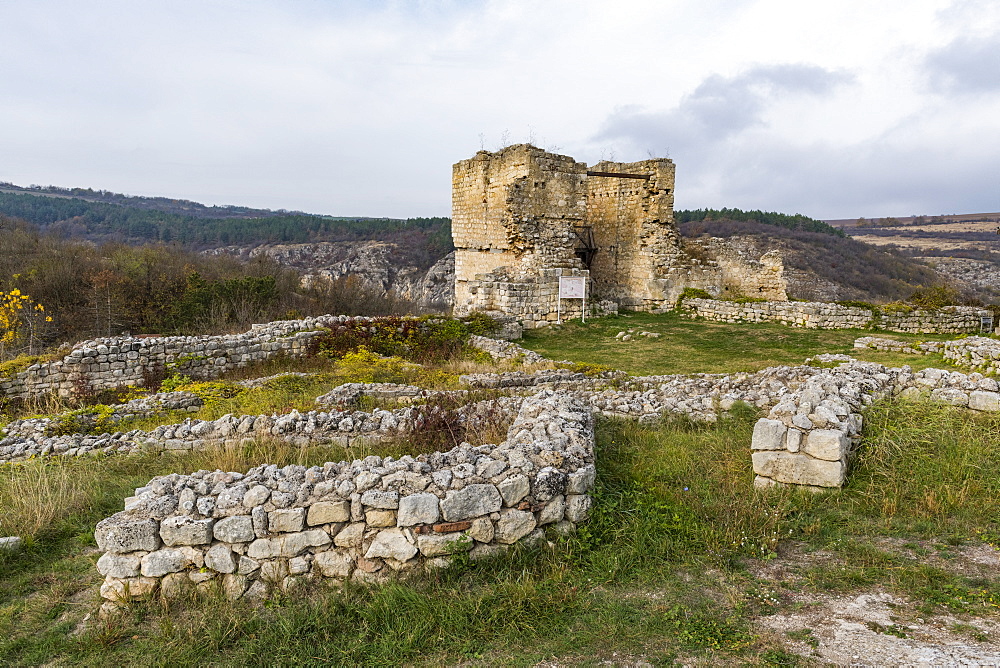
[[519, 311, 967, 375], [2, 399, 998, 665]]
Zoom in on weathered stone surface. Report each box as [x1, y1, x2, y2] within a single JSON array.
[[365, 528, 418, 561], [440, 484, 501, 522], [307, 500, 350, 526], [214, 515, 254, 543], [269, 508, 306, 533], [498, 475, 530, 506], [565, 494, 592, 523], [751, 419, 787, 450], [140, 548, 193, 577], [468, 517, 494, 543], [160, 572, 194, 599], [532, 468, 567, 502], [802, 429, 850, 462], [280, 529, 332, 557], [397, 493, 440, 526], [97, 552, 142, 578], [538, 495, 565, 526], [95, 515, 160, 554], [334, 522, 365, 548], [100, 576, 158, 601], [314, 550, 354, 578], [360, 489, 399, 509], [566, 465, 596, 494], [222, 573, 248, 600], [416, 533, 473, 557], [243, 484, 270, 508], [159, 516, 214, 546], [205, 543, 237, 574], [969, 390, 1000, 412], [366, 509, 396, 527], [752, 451, 845, 488], [495, 509, 536, 544]]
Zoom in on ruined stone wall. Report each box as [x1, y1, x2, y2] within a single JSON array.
[[682, 298, 991, 334], [93, 391, 595, 610], [454, 146, 723, 327], [690, 239, 787, 300], [0, 315, 518, 403], [452, 146, 588, 313], [584, 159, 686, 308]]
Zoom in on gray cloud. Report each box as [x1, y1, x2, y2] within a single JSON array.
[[925, 33, 1000, 94], [595, 64, 853, 158]]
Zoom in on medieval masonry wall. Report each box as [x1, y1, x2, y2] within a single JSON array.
[[452, 145, 784, 327]]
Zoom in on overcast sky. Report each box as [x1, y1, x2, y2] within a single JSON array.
[[2, 0, 998, 219]]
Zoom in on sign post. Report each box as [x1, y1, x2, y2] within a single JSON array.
[[558, 276, 587, 324]]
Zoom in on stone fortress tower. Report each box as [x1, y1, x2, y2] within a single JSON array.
[[451, 144, 785, 328]]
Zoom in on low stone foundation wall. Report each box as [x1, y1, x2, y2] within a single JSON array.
[[682, 298, 991, 334], [0, 396, 523, 465], [93, 391, 594, 612], [751, 359, 1000, 488], [0, 315, 520, 403], [855, 336, 1000, 376]]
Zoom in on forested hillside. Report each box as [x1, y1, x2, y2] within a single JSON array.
[[678, 213, 944, 302], [0, 216, 419, 358], [0, 188, 452, 264]]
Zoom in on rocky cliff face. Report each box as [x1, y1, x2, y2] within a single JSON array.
[[208, 242, 455, 309]]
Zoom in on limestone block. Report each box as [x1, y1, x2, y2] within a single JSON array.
[[440, 484, 501, 522], [243, 484, 270, 508], [969, 391, 1000, 412], [314, 550, 354, 578], [140, 548, 194, 577], [280, 529, 331, 557], [537, 495, 565, 525], [159, 516, 214, 546], [95, 515, 161, 554], [397, 493, 441, 526], [802, 429, 850, 462], [566, 465, 596, 494], [97, 552, 142, 578], [334, 522, 366, 548], [416, 533, 473, 557], [565, 494, 592, 522], [365, 528, 418, 561], [100, 576, 158, 601], [495, 509, 537, 544], [269, 508, 305, 533], [360, 489, 400, 509], [222, 573, 249, 601], [307, 500, 351, 526], [205, 543, 237, 573], [366, 509, 396, 527], [247, 537, 280, 559], [214, 515, 254, 543], [468, 517, 494, 543], [532, 468, 567, 502], [751, 419, 786, 450], [752, 451, 845, 488]]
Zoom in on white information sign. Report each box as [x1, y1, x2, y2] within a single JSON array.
[[557, 276, 587, 324], [559, 276, 586, 299]]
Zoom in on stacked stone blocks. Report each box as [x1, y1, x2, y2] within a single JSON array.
[[94, 391, 595, 609]]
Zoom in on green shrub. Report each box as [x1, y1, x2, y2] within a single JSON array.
[[881, 302, 915, 315], [675, 288, 713, 310], [835, 300, 877, 311], [908, 285, 962, 310]]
